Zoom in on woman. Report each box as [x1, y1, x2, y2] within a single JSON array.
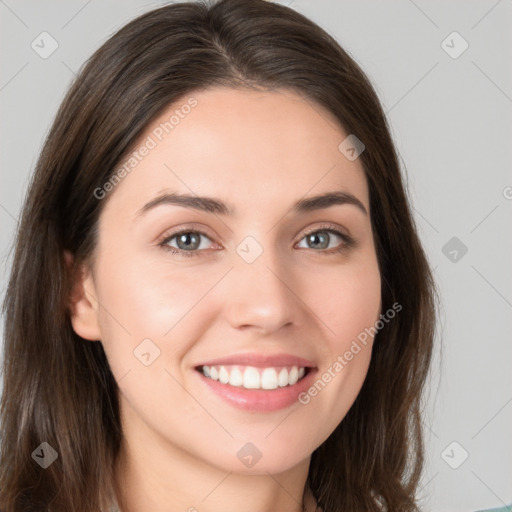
[[0, 0, 438, 511]]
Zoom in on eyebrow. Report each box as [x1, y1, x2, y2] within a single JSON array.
[[136, 190, 368, 219]]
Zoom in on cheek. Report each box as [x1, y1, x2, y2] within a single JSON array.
[[302, 253, 382, 349], [294, 253, 381, 431], [92, 252, 226, 377]]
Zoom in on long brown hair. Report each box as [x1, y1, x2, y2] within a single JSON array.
[[0, 1, 438, 510]]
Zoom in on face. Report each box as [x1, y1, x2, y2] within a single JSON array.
[[71, 86, 381, 475]]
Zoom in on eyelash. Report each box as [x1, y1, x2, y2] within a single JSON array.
[[158, 224, 356, 258]]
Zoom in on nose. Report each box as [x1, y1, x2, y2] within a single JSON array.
[[221, 245, 304, 335]]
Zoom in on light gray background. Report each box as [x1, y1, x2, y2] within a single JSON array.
[[1, 1, 511, 511]]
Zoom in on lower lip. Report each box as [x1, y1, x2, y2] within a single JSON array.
[[195, 368, 318, 412]]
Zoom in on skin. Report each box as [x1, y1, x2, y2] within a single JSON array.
[[69, 86, 382, 512]]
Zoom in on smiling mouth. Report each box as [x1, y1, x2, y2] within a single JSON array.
[[195, 364, 311, 390]]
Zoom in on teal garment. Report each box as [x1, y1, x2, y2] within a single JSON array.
[[476, 505, 512, 512]]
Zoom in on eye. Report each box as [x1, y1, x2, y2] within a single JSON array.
[[159, 229, 215, 258], [158, 224, 356, 258], [296, 225, 355, 254]]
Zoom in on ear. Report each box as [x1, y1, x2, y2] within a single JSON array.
[[65, 251, 102, 341]]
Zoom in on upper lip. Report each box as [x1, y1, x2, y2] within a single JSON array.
[[195, 352, 317, 369]]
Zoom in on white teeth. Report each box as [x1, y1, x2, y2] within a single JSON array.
[[288, 366, 299, 385], [218, 366, 230, 384], [261, 368, 278, 390], [209, 366, 219, 380], [243, 367, 260, 389], [278, 367, 289, 387], [200, 364, 308, 390], [228, 367, 243, 387]]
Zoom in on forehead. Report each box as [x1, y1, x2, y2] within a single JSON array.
[[101, 86, 369, 219]]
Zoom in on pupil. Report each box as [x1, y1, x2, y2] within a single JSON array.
[[309, 232, 328, 249], [178, 232, 199, 250]]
